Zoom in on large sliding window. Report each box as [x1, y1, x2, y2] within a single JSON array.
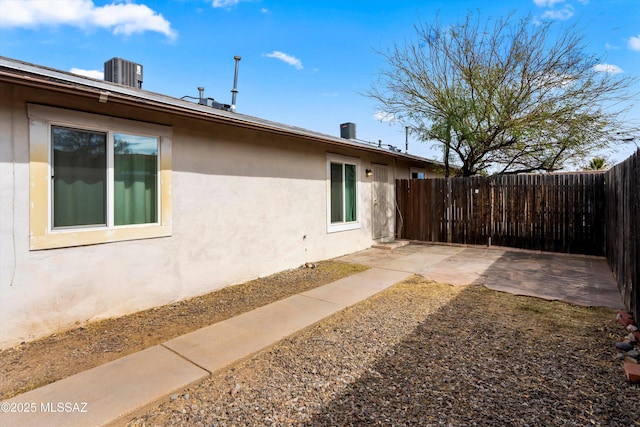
[[327, 154, 360, 233], [52, 128, 159, 229], [29, 104, 172, 250]]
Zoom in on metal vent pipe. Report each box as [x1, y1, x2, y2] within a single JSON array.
[[198, 86, 205, 104], [231, 56, 241, 111]]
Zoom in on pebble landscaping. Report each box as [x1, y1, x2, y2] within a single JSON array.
[[616, 310, 640, 383], [127, 279, 640, 426]]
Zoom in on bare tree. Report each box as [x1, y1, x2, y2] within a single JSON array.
[[368, 12, 638, 176]]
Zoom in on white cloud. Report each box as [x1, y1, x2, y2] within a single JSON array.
[[533, 0, 585, 23], [541, 5, 574, 20], [97, 3, 175, 38], [533, 71, 577, 90], [593, 63, 624, 74], [212, 0, 240, 8], [533, 0, 565, 6], [629, 35, 640, 51], [70, 67, 104, 79], [374, 111, 396, 123], [0, 0, 176, 39], [264, 51, 303, 70]]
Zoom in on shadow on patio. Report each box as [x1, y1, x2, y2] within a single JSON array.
[[471, 250, 624, 309], [338, 243, 624, 309]]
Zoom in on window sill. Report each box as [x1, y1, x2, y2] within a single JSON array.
[[327, 222, 361, 233], [30, 224, 172, 250]]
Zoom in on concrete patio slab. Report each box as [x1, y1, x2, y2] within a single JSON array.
[[337, 243, 624, 309], [376, 247, 464, 276], [0, 345, 208, 427], [416, 248, 507, 284], [475, 251, 624, 308], [330, 244, 420, 267]]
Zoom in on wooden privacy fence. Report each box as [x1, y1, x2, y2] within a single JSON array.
[[605, 149, 639, 321], [396, 149, 639, 320], [396, 173, 606, 255]]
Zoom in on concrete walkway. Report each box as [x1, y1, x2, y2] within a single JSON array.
[[0, 243, 623, 426], [0, 268, 410, 427]]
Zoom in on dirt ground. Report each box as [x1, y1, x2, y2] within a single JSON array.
[[0, 261, 367, 401], [127, 278, 639, 426]]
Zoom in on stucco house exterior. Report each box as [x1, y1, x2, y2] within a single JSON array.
[[0, 56, 443, 349]]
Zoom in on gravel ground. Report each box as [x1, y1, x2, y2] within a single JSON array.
[[127, 277, 639, 427], [0, 261, 366, 400]]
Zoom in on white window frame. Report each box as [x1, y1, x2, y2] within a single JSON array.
[[28, 104, 172, 250], [326, 153, 361, 233]]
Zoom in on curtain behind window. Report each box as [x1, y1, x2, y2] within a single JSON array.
[[330, 162, 344, 223], [52, 126, 106, 227], [114, 134, 158, 225], [344, 164, 357, 222]]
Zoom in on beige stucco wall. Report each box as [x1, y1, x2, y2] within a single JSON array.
[[0, 82, 420, 349]]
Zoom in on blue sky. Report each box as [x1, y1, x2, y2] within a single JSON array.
[[1, 0, 638, 166]]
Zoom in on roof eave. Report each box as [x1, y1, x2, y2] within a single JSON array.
[[0, 56, 440, 165]]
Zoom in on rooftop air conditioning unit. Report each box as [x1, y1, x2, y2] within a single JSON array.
[[340, 122, 356, 139], [104, 57, 143, 89]]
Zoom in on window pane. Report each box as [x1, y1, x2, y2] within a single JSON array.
[[344, 164, 357, 222], [330, 162, 343, 223], [52, 126, 106, 227], [114, 134, 158, 225]]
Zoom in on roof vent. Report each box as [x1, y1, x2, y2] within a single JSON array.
[[230, 55, 241, 111], [182, 86, 231, 111], [104, 57, 143, 89], [340, 122, 356, 139], [180, 56, 240, 112]]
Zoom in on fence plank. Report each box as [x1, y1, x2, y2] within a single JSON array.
[[396, 172, 607, 255], [605, 149, 639, 321], [396, 151, 637, 319]]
